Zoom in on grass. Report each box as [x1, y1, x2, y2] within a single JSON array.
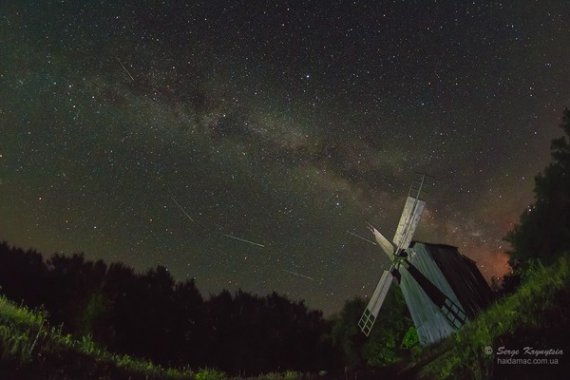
[[0, 295, 316, 379], [0, 294, 196, 379], [404, 253, 569, 379]]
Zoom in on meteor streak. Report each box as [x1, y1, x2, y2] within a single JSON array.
[[171, 196, 195, 223], [223, 234, 265, 248], [283, 269, 315, 281], [116, 57, 135, 81], [346, 230, 377, 246]]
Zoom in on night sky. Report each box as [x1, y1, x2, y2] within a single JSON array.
[[1, 1, 569, 315]]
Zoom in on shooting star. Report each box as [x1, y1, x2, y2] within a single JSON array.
[[171, 196, 195, 223], [346, 230, 377, 246], [283, 269, 315, 281], [223, 234, 265, 248], [116, 57, 135, 81]]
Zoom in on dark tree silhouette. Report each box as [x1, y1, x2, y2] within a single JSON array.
[[330, 291, 413, 369], [0, 244, 47, 307], [506, 109, 570, 267], [330, 297, 368, 367], [0, 241, 337, 375]]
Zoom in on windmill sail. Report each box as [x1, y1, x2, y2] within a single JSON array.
[[393, 196, 425, 250], [368, 225, 395, 260], [358, 270, 394, 336]]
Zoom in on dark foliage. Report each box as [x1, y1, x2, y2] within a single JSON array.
[[0, 242, 339, 375], [506, 109, 570, 267], [491, 267, 570, 380], [330, 292, 414, 369]]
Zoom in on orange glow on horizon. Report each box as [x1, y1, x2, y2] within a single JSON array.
[[462, 246, 511, 283]]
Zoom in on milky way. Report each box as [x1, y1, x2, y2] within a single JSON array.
[[1, 1, 569, 314]]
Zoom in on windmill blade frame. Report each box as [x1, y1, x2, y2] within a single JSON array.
[[358, 174, 435, 337], [393, 196, 426, 251], [368, 224, 395, 260], [358, 270, 394, 336]]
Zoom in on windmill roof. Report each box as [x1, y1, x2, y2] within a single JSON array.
[[411, 240, 458, 250]]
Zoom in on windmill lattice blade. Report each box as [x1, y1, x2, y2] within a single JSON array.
[[358, 270, 394, 336], [367, 224, 395, 261], [393, 196, 426, 250]]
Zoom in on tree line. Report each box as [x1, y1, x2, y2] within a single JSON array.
[[0, 242, 416, 375], [0, 244, 342, 374]]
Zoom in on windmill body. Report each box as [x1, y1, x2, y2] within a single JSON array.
[[357, 176, 492, 345]]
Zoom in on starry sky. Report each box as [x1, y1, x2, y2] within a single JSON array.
[[1, 0, 569, 315]]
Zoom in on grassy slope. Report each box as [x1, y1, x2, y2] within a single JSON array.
[[0, 294, 200, 379], [0, 295, 308, 379], [403, 254, 569, 380]]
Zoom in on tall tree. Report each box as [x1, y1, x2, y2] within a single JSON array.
[[506, 109, 570, 266]]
